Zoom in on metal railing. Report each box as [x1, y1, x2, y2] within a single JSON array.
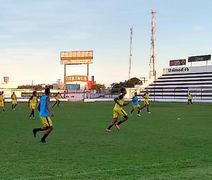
[[144, 87, 212, 100]]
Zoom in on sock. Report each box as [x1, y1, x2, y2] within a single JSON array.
[[130, 109, 134, 114], [41, 133, 49, 141], [52, 102, 57, 108], [57, 101, 60, 107], [140, 106, 145, 110], [12, 105, 14, 109], [147, 108, 150, 112], [138, 110, 141, 114], [29, 110, 33, 117], [107, 125, 113, 129], [117, 121, 123, 125], [14, 104, 17, 108], [32, 110, 35, 117], [3, 108, 5, 112]]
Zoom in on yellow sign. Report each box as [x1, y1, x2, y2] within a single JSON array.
[[61, 51, 93, 65], [65, 75, 88, 83]]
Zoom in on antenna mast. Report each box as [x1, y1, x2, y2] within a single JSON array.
[[129, 27, 133, 79], [149, 10, 156, 79]]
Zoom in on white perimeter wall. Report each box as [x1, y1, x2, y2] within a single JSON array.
[[163, 65, 212, 74]]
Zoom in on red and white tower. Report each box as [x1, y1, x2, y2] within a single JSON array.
[[149, 10, 156, 79], [129, 27, 133, 79]]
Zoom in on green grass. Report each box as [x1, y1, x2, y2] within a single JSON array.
[[1, 102, 212, 180]]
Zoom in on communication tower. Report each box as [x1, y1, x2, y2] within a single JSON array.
[[149, 10, 156, 79], [129, 27, 133, 79]]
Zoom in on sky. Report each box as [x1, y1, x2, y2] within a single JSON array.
[[0, 0, 212, 87]]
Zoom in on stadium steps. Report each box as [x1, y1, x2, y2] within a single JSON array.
[[141, 66, 212, 102]]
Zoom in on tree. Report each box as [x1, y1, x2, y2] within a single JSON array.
[[127, 77, 142, 87], [18, 85, 43, 89], [110, 77, 142, 93], [91, 84, 106, 90]]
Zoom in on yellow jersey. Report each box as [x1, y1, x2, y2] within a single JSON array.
[[0, 95, 4, 107], [11, 94, 16, 100], [55, 94, 61, 100], [0, 95, 3, 103], [30, 96, 37, 105], [188, 94, 192, 100], [114, 95, 124, 110], [143, 92, 149, 100]]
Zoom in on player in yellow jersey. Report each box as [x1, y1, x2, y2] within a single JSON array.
[[140, 89, 150, 113], [2, 91, 5, 106], [106, 88, 132, 132], [0, 91, 5, 112], [188, 93, 193, 105], [28, 91, 38, 119], [11, 92, 17, 111], [52, 92, 61, 108]]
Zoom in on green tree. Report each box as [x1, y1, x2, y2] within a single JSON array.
[[111, 77, 142, 93], [18, 85, 43, 89], [91, 84, 106, 90]]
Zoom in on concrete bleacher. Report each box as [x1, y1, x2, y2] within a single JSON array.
[[142, 65, 212, 102]]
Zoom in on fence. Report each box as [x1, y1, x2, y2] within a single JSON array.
[[141, 87, 212, 101]]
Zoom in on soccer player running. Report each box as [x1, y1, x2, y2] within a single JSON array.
[[52, 92, 61, 108], [0, 91, 5, 112], [106, 87, 131, 132], [140, 89, 150, 113], [33, 88, 54, 143], [28, 91, 38, 119], [188, 93, 193, 105], [2, 91, 5, 106], [11, 92, 17, 111], [130, 92, 141, 116]]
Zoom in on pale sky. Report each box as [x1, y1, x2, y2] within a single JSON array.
[[0, 0, 212, 87]]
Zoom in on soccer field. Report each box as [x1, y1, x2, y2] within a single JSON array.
[[0, 102, 212, 180]]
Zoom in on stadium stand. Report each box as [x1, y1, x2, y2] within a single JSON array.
[[140, 65, 212, 102]]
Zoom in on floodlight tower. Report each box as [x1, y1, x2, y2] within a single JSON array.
[[149, 10, 156, 79], [129, 27, 133, 79]]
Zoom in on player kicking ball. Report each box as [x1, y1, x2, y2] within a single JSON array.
[[33, 88, 54, 143], [130, 92, 141, 116], [106, 87, 132, 132]]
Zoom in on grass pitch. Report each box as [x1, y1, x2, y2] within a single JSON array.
[[0, 102, 212, 180]]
